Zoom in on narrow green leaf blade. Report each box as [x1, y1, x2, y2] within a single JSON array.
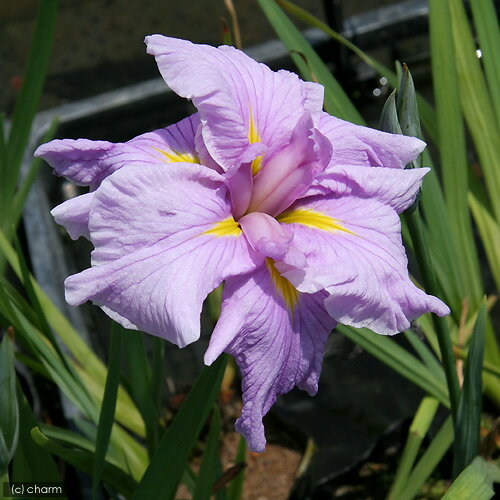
[[453, 302, 487, 476], [337, 325, 449, 406], [11, 389, 60, 484], [469, 0, 500, 127], [3, 0, 58, 205], [379, 90, 402, 135], [193, 408, 222, 500], [92, 323, 123, 500], [443, 457, 500, 500], [449, 0, 500, 222], [132, 355, 227, 500], [227, 435, 247, 500], [0, 335, 19, 476], [275, 0, 438, 140], [399, 416, 454, 500], [31, 427, 136, 497], [121, 327, 158, 456], [429, 0, 483, 308], [387, 396, 439, 500]]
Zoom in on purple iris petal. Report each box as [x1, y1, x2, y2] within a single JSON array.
[[145, 36, 324, 171], [277, 190, 449, 334], [35, 114, 201, 189], [205, 265, 335, 451], [50, 192, 93, 240], [318, 112, 425, 170], [66, 162, 262, 347]]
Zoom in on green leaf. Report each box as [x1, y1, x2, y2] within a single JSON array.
[[443, 457, 500, 500], [396, 66, 423, 167], [132, 355, 227, 500], [453, 302, 487, 476], [387, 396, 439, 500], [469, 193, 500, 294], [379, 90, 402, 135], [2, 0, 58, 212], [10, 388, 60, 483], [31, 427, 136, 497], [193, 408, 222, 500], [8, 118, 59, 233], [449, 0, 500, 223], [122, 327, 158, 457], [274, 0, 438, 140], [93, 323, 123, 500], [429, 0, 483, 309], [399, 417, 454, 500], [39, 424, 125, 471], [337, 325, 449, 406], [257, 0, 363, 124], [0, 230, 145, 438], [469, 0, 500, 128], [227, 435, 247, 500], [403, 331, 445, 383], [0, 335, 19, 477]]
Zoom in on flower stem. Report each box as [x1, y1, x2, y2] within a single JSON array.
[[405, 208, 461, 424]]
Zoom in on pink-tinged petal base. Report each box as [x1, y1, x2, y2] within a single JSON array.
[[248, 115, 331, 216], [66, 162, 262, 347], [205, 264, 335, 451]]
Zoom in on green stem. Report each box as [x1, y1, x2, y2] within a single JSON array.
[[387, 396, 439, 500], [405, 209, 461, 425]]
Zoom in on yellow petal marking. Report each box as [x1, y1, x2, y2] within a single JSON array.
[[202, 218, 242, 237], [277, 208, 356, 235], [248, 110, 263, 175], [266, 258, 299, 313], [151, 146, 200, 164]]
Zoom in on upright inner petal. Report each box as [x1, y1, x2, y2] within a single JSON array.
[[246, 115, 328, 217], [238, 212, 292, 261]]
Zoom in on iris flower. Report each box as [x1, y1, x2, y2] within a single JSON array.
[[36, 36, 449, 451]]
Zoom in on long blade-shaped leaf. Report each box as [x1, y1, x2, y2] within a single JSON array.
[[0, 230, 145, 437], [449, 0, 500, 223], [227, 435, 247, 500], [469, 194, 500, 292], [443, 457, 500, 500], [469, 0, 500, 127], [275, 0, 438, 140], [0, 335, 19, 477], [257, 0, 363, 124], [387, 396, 439, 500], [453, 303, 487, 476], [93, 323, 123, 500], [132, 355, 227, 500], [399, 417, 454, 500], [337, 325, 449, 405], [31, 427, 136, 497], [122, 328, 158, 457], [429, 0, 483, 309], [11, 389, 60, 484], [3, 0, 58, 209], [193, 408, 222, 500]]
